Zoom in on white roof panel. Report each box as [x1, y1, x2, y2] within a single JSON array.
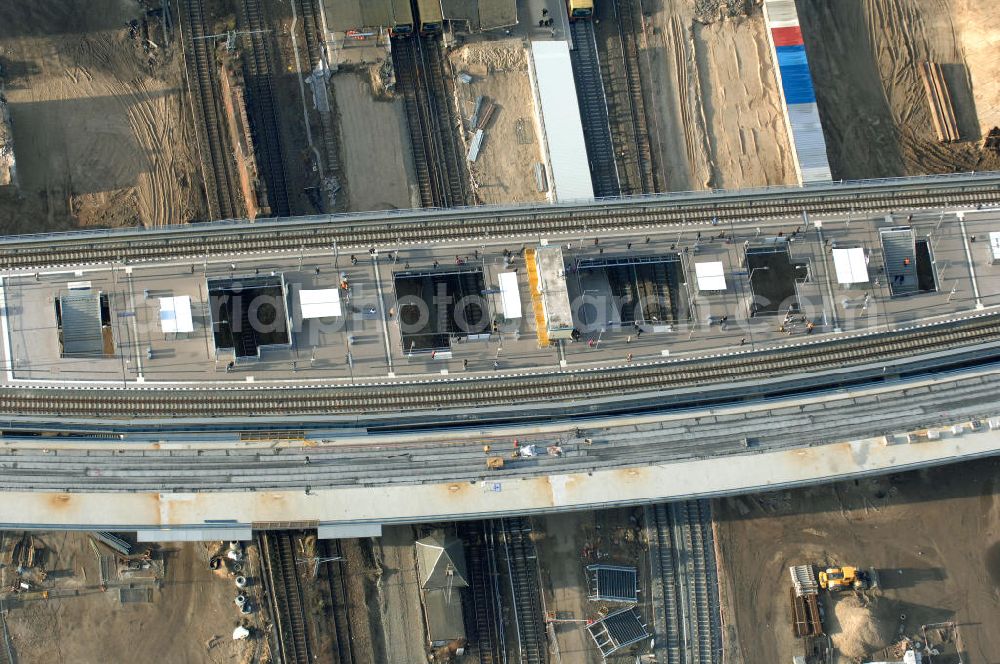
[[695, 261, 727, 291], [159, 296, 194, 333], [530, 41, 594, 202], [300, 289, 342, 318], [832, 248, 869, 284], [763, 0, 800, 26], [787, 103, 832, 183], [990, 232, 1000, 260], [498, 271, 522, 319]]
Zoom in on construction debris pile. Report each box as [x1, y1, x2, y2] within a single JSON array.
[[694, 0, 751, 23], [89, 533, 164, 602], [3, 533, 45, 594], [831, 594, 893, 659], [0, 96, 16, 188]]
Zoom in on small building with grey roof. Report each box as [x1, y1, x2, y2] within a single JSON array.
[[415, 530, 468, 647]]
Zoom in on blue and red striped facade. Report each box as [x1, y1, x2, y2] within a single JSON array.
[[762, 0, 832, 184]]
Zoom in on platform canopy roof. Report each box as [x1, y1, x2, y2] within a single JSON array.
[[530, 41, 594, 202], [498, 271, 522, 319], [159, 296, 194, 334], [832, 247, 869, 284], [695, 261, 727, 291], [299, 288, 342, 318]]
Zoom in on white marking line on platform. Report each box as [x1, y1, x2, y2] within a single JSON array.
[[959, 218, 983, 308], [125, 269, 144, 379], [372, 256, 394, 373], [0, 277, 11, 383]]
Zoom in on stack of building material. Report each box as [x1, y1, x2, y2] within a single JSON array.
[[920, 61, 959, 143], [469, 95, 484, 128], [476, 98, 496, 130], [762, 0, 833, 184], [789, 565, 823, 638], [467, 129, 485, 162], [467, 95, 495, 162], [469, 95, 497, 130]]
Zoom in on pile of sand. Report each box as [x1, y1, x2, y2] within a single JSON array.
[[456, 41, 525, 72], [830, 595, 894, 659]]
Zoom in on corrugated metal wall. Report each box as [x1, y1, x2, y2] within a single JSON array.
[[763, 0, 833, 184]]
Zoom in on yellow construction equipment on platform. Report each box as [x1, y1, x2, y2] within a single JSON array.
[[525, 248, 550, 347]]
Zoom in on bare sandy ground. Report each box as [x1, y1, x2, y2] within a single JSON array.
[[716, 459, 1000, 663], [0, 0, 202, 233], [951, 0, 1000, 137], [2, 534, 251, 663], [693, 14, 796, 189], [451, 40, 547, 206], [637, 0, 795, 191], [797, 0, 1000, 179]]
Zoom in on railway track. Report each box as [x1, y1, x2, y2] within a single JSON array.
[[392, 35, 471, 208], [675, 500, 723, 663], [501, 517, 545, 664], [0, 311, 994, 419], [649, 504, 683, 664], [1, 173, 994, 269], [297, 0, 324, 83], [298, 0, 343, 209], [649, 501, 722, 664], [179, 0, 241, 220], [422, 36, 471, 207], [612, 0, 656, 193], [259, 532, 312, 664], [570, 19, 621, 198], [0, 603, 12, 664], [322, 539, 354, 664], [392, 37, 437, 207], [1, 366, 997, 492], [460, 522, 505, 664], [240, 0, 291, 217]]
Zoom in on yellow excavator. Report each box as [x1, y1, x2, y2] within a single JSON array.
[[818, 566, 877, 592]]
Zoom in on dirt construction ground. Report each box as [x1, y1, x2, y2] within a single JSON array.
[[638, 0, 797, 191], [716, 458, 1000, 664], [448, 40, 547, 206], [797, 0, 1000, 179], [0, 0, 203, 234], [0, 533, 252, 663]]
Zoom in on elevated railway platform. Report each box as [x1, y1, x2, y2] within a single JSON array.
[[0, 173, 998, 531], [0, 184, 997, 424]]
